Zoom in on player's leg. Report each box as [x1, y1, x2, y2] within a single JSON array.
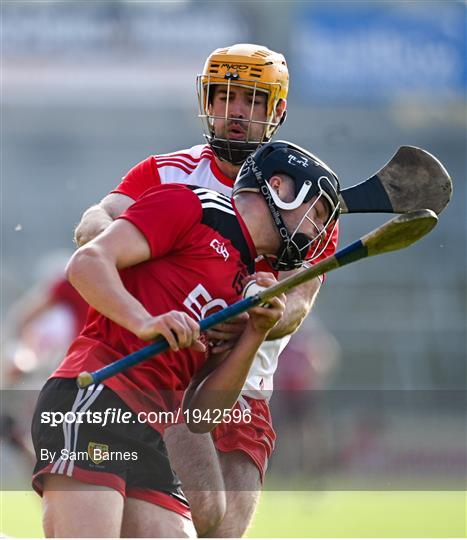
[[31, 379, 130, 537], [121, 419, 198, 537], [207, 450, 262, 538], [164, 422, 227, 536], [207, 397, 274, 537], [42, 474, 124, 537], [121, 496, 196, 538]]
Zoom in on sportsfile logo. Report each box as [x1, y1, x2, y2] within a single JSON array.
[[210, 239, 229, 261]]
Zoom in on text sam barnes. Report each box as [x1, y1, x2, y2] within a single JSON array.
[[40, 449, 138, 463]]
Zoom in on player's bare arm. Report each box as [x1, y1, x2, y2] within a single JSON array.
[[266, 273, 320, 339], [206, 273, 319, 352], [205, 312, 250, 353], [68, 218, 204, 352], [183, 281, 285, 433], [74, 192, 135, 247], [74, 190, 242, 349]]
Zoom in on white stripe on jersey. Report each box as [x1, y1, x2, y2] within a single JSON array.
[[193, 187, 231, 201], [158, 148, 212, 164], [201, 202, 236, 216], [156, 145, 232, 197], [193, 187, 236, 216], [194, 191, 232, 206]]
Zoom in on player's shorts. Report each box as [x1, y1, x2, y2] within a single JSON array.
[[211, 396, 275, 482], [31, 377, 191, 519]]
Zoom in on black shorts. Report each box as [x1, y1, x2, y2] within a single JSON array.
[[31, 377, 190, 519]]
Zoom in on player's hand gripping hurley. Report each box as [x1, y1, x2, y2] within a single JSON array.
[[77, 209, 438, 389]]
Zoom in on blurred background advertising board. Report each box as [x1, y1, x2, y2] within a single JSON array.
[[290, 2, 466, 102], [3, 1, 249, 103]]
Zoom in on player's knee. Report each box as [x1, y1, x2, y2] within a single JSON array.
[[176, 516, 198, 538], [190, 490, 226, 537], [151, 515, 197, 539]]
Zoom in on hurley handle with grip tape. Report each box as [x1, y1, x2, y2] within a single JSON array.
[[77, 209, 437, 389], [76, 295, 258, 388]]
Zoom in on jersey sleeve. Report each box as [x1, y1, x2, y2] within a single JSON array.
[[117, 185, 202, 258], [112, 156, 162, 200]]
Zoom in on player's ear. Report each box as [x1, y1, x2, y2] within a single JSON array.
[[268, 173, 295, 203], [268, 175, 290, 199], [275, 99, 287, 123], [268, 175, 282, 194]]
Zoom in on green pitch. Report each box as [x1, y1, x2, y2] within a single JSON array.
[[1, 490, 465, 537], [0, 491, 43, 537], [247, 490, 466, 537]]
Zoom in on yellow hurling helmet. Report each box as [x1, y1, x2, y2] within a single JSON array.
[[197, 44, 289, 165]]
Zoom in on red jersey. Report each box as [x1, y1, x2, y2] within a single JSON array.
[[111, 144, 339, 398], [114, 145, 234, 199], [53, 184, 256, 430], [114, 144, 339, 271]]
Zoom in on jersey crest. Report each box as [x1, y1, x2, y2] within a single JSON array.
[[189, 187, 255, 273]]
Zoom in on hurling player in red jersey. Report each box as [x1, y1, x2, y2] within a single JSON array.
[[73, 45, 340, 537], [31, 141, 340, 538]]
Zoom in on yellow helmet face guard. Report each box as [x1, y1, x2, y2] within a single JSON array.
[[197, 75, 284, 141], [196, 44, 289, 165]]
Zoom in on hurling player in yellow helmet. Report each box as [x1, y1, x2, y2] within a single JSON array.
[[197, 43, 289, 165]]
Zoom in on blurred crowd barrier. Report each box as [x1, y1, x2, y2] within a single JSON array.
[[2, 0, 465, 488]]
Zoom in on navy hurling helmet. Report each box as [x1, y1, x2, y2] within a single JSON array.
[[233, 141, 340, 270]]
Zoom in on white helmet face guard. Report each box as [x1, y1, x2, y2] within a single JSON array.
[[276, 177, 340, 268]]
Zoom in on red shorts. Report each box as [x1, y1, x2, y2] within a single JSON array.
[[211, 396, 275, 481]]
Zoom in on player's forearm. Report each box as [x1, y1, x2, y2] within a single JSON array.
[[183, 326, 266, 433], [266, 278, 320, 340], [66, 246, 150, 334], [266, 298, 308, 339], [74, 205, 114, 247]]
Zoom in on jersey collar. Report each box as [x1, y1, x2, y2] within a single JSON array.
[[209, 153, 235, 189]]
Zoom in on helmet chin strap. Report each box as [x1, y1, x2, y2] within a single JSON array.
[[271, 232, 311, 271], [243, 155, 310, 271], [207, 137, 261, 166]]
